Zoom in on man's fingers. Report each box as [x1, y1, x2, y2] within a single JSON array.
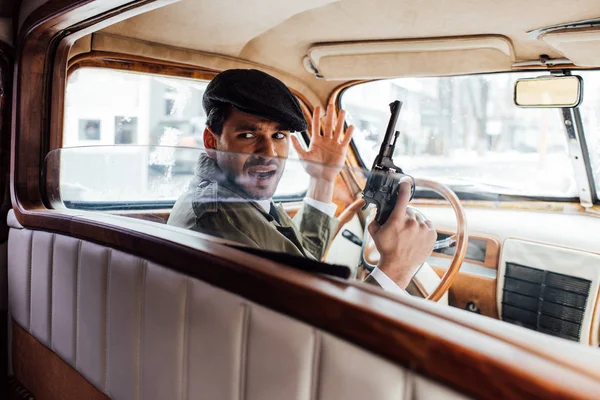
[[414, 211, 426, 225], [312, 106, 322, 140], [334, 109, 345, 142], [291, 135, 308, 158], [389, 181, 412, 222], [324, 104, 334, 138], [341, 124, 354, 147]]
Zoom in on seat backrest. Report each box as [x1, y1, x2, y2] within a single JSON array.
[[7, 222, 467, 400]]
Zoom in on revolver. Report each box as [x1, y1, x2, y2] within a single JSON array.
[[362, 100, 415, 225]]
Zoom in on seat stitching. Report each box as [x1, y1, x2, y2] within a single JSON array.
[[104, 248, 112, 392], [238, 303, 250, 400], [180, 278, 190, 400], [137, 259, 147, 400], [27, 231, 33, 333], [309, 329, 321, 400], [74, 239, 82, 368], [49, 233, 55, 348]]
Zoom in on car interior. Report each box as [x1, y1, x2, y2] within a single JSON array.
[[4, 0, 600, 399]]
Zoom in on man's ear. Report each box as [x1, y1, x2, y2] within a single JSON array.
[[204, 127, 220, 160], [204, 127, 219, 152], [203, 127, 218, 149]]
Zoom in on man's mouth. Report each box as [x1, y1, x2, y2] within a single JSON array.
[[247, 166, 278, 181]]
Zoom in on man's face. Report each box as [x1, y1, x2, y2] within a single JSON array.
[[207, 108, 290, 200]]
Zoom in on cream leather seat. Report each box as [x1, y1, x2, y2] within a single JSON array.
[[7, 211, 466, 400]]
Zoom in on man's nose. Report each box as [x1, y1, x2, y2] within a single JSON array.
[[255, 138, 278, 158]]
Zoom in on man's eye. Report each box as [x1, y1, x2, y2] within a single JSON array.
[[273, 132, 287, 139], [238, 133, 255, 139]]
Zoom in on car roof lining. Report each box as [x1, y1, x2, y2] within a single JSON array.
[[9, 0, 596, 102]]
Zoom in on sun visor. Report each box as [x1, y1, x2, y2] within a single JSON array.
[[541, 29, 600, 67], [303, 36, 515, 80]]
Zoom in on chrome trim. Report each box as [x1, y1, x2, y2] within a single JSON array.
[[561, 107, 598, 207], [527, 18, 600, 39], [428, 256, 497, 279]]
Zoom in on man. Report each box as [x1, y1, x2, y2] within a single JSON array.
[[168, 69, 436, 293]]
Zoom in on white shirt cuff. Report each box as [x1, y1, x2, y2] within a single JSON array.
[[303, 197, 338, 217], [369, 267, 406, 295]]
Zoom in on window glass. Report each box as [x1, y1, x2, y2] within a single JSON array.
[[342, 72, 578, 199], [63, 68, 309, 202], [65, 68, 208, 148], [575, 71, 600, 198]]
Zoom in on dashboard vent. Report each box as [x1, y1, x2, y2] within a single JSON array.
[[502, 263, 591, 342]]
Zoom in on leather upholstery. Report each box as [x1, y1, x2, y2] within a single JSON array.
[[8, 225, 468, 400]]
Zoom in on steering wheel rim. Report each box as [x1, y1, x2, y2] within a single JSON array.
[[414, 178, 468, 301], [323, 179, 468, 302]]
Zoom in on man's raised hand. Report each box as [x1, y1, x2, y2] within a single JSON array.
[[291, 104, 354, 182]]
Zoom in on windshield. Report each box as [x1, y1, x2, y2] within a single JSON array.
[[341, 71, 579, 199]]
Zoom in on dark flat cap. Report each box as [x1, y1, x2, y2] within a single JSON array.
[[203, 69, 308, 132]]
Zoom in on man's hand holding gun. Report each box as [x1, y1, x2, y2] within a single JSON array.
[[363, 101, 437, 289]]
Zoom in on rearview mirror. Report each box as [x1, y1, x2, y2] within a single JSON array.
[[514, 75, 582, 108]]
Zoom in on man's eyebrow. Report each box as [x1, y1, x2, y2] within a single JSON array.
[[233, 124, 260, 132]]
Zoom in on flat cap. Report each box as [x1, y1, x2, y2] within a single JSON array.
[[203, 69, 308, 132]]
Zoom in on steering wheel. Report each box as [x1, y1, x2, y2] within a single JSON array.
[[322, 178, 468, 302]]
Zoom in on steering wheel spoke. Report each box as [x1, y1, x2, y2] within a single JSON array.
[[432, 234, 457, 250]]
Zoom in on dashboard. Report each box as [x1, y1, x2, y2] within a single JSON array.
[[414, 203, 600, 346]]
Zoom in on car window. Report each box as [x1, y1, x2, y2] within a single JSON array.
[[49, 146, 311, 207], [575, 71, 600, 198], [63, 68, 308, 204], [341, 72, 578, 199]]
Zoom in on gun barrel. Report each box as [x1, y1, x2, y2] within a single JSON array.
[[372, 100, 403, 167], [384, 101, 402, 145]]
